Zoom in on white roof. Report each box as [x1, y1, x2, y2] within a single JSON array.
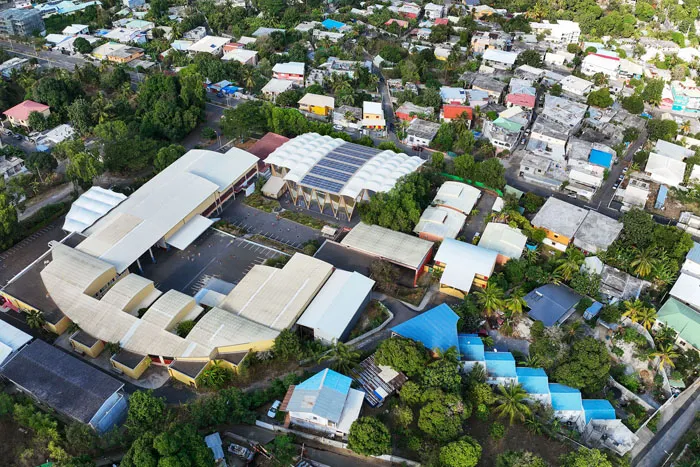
[[238, 36, 256, 44], [296, 270, 375, 342], [560, 75, 593, 93], [272, 61, 305, 75], [363, 101, 383, 115], [336, 389, 365, 434], [262, 78, 294, 94], [62, 23, 88, 34], [478, 223, 527, 260], [0, 320, 31, 365], [222, 48, 257, 62], [79, 148, 257, 273], [434, 238, 498, 292], [414, 206, 466, 240], [645, 152, 685, 187], [483, 49, 518, 65], [531, 197, 588, 238], [669, 273, 700, 310], [653, 140, 693, 161], [433, 181, 480, 215], [298, 93, 335, 108], [45, 34, 71, 45], [188, 35, 229, 53], [341, 222, 433, 270], [582, 54, 620, 72], [265, 133, 424, 199], [63, 187, 126, 233], [165, 215, 215, 250]]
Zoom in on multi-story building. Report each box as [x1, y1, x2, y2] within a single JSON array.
[[362, 101, 386, 132], [530, 20, 580, 44], [272, 62, 305, 86], [0, 8, 44, 37], [581, 53, 620, 79], [671, 81, 700, 113]]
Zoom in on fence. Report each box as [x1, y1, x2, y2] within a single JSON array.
[[440, 172, 505, 197]]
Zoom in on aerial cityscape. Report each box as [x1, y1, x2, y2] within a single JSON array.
[[0, 0, 697, 465]]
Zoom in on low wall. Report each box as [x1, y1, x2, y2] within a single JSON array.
[[609, 376, 657, 411]]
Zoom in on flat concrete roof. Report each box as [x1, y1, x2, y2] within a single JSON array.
[[341, 222, 433, 270], [531, 197, 588, 238]]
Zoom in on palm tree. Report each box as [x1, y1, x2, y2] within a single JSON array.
[[242, 67, 257, 90], [523, 249, 539, 265], [481, 335, 495, 349], [651, 343, 679, 371], [494, 384, 531, 425], [435, 346, 460, 363], [452, 112, 471, 136], [504, 288, 527, 315], [554, 248, 584, 281], [622, 299, 645, 322], [475, 282, 505, 317], [25, 310, 45, 330], [631, 247, 658, 278], [336, 92, 356, 106], [520, 354, 543, 367], [681, 120, 691, 134], [654, 326, 677, 346], [318, 340, 361, 374], [562, 321, 584, 344], [524, 416, 543, 434], [652, 258, 675, 288], [637, 306, 658, 330]]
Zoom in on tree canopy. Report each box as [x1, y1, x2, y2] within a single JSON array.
[[439, 437, 482, 467], [554, 337, 611, 393], [348, 417, 391, 456]]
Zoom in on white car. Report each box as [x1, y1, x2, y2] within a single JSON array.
[[267, 400, 281, 418]]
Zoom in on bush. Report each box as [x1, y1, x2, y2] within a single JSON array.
[[490, 422, 506, 440], [348, 417, 391, 456], [475, 403, 489, 421], [176, 320, 195, 337], [201, 127, 217, 140]]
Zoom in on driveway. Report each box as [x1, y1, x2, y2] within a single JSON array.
[[461, 191, 496, 241]]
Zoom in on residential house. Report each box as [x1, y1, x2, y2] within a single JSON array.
[[619, 178, 651, 211], [362, 101, 386, 131], [572, 210, 622, 254], [654, 139, 694, 160], [404, 118, 440, 147], [3, 100, 50, 128], [530, 20, 581, 44], [567, 159, 606, 200], [514, 64, 545, 83], [432, 181, 481, 216], [678, 211, 700, 237], [618, 59, 643, 80], [440, 104, 472, 123], [414, 206, 466, 241], [272, 62, 305, 86], [545, 50, 575, 67], [505, 79, 537, 110], [549, 383, 585, 429], [516, 367, 552, 404], [669, 273, 700, 311], [397, 2, 421, 19], [538, 94, 588, 133], [671, 81, 700, 113], [123, 0, 145, 8], [560, 75, 594, 99], [519, 153, 568, 189], [314, 29, 344, 42], [350, 354, 408, 407], [482, 49, 518, 70], [333, 105, 362, 130], [280, 368, 364, 437], [261, 78, 295, 102], [525, 284, 582, 326], [91, 42, 144, 63], [424, 2, 445, 19], [470, 74, 508, 102], [222, 48, 258, 65], [62, 23, 89, 35], [581, 54, 620, 79], [183, 26, 206, 41], [470, 30, 512, 54], [187, 36, 230, 56], [478, 222, 527, 264], [433, 238, 498, 298], [531, 197, 588, 251], [527, 120, 570, 162], [395, 102, 434, 121], [599, 265, 651, 300], [391, 303, 459, 353], [252, 27, 285, 37], [645, 152, 686, 188], [466, 89, 490, 107], [485, 352, 518, 385], [0, 57, 29, 79], [0, 153, 27, 180], [681, 242, 700, 278], [440, 86, 468, 104], [654, 298, 700, 352], [298, 93, 335, 117], [0, 320, 31, 367], [483, 116, 524, 152]]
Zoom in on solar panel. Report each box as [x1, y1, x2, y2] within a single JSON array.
[[301, 175, 344, 193], [334, 146, 377, 160], [309, 166, 352, 182], [317, 158, 358, 174], [339, 142, 381, 156], [325, 152, 366, 166]]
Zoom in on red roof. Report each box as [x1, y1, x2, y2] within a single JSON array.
[[505, 93, 536, 108], [3, 100, 49, 121], [434, 18, 449, 25], [247, 132, 289, 161], [442, 104, 473, 120], [592, 53, 620, 61]]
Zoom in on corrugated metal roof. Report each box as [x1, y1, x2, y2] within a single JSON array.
[[686, 242, 700, 264], [516, 367, 550, 394], [478, 223, 527, 260], [657, 297, 700, 349], [434, 238, 498, 292], [165, 215, 215, 250], [525, 284, 582, 326], [549, 383, 583, 412], [63, 187, 126, 233], [204, 433, 224, 460], [583, 399, 615, 423], [458, 334, 485, 361], [342, 222, 433, 270], [485, 351, 517, 378], [286, 369, 352, 423], [391, 303, 459, 352]]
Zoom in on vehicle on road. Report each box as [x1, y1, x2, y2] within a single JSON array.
[[613, 183, 619, 190], [472, 232, 480, 242], [567, 192, 577, 198], [618, 175, 624, 181], [267, 400, 281, 418], [622, 167, 629, 173], [228, 443, 255, 462], [14, 134, 22, 140]]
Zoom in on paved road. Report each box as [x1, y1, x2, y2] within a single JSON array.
[[632, 383, 700, 467], [462, 191, 496, 241]]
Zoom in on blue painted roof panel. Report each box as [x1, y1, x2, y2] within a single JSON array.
[[549, 383, 583, 411], [583, 399, 616, 423], [485, 352, 517, 377], [458, 334, 485, 361], [688, 242, 700, 264], [655, 185, 668, 210], [589, 149, 613, 168], [516, 367, 550, 394], [391, 304, 459, 352], [297, 368, 351, 396], [322, 19, 346, 30]]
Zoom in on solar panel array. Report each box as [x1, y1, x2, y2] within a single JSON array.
[[300, 142, 381, 194]]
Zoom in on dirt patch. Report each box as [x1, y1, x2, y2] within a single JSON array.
[[0, 418, 45, 467], [646, 182, 684, 220], [347, 300, 390, 340], [463, 417, 573, 466]]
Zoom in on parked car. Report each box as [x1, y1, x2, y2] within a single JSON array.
[[613, 183, 619, 190], [267, 400, 281, 418], [228, 443, 255, 462], [622, 167, 629, 173], [618, 175, 624, 181]]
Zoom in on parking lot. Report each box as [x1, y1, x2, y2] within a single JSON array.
[[139, 229, 284, 297]]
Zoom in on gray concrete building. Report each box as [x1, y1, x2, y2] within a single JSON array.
[[0, 8, 44, 37]]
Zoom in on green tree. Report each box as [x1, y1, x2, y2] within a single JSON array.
[[154, 144, 186, 172], [126, 390, 167, 436], [391, 404, 414, 428], [560, 448, 612, 467], [555, 248, 585, 281], [28, 110, 48, 131], [72, 37, 93, 54], [504, 288, 527, 315], [196, 362, 235, 390], [621, 209, 655, 248], [272, 328, 303, 361], [522, 193, 544, 214], [642, 79, 664, 106], [67, 98, 95, 135], [622, 95, 644, 114], [123, 423, 215, 467], [554, 337, 611, 392], [439, 437, 482, 467], [473, 158, 506, 190], [66, 151, 102, 190], [422, 356, 461, 393], [375, 337, 430, 378], [276, 89, 302, 107], [496, 450, 548, 467], [399, 380, 423, 405], [418, 391, 470, 441], [569, 272, 601, 297], [475, 282, 504, 317], [634, 2, 655, 21], [631, 247, 658, 278], [25, 151, 57, 183], [516, 50, 543, 67], [494, 384, 531, 424], [651, 342, 679, 371], [348, 417, 391, 456], [25, 309, 45, 329], [587, 88, 613, 108], [318, 340, 361, 374], [550, 83, 562, 96], [454, 153, 475, 180], [176, 320, 195, 337], [647, 119, 678, 142]]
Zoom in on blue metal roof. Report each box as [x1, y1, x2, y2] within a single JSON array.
[[584, 301, 603, 320], [485, 352, 517, 378], [204, 433, 224, 460], [297, 368, 351, 395], [582, 399, 616, 423], [391, 304, 459, 352], [655, 185, 668, 210], [688, 242, 700, 264], [322, 19, 346, 30], [516, 367, 550, 394], [589, 149, 613, 169], [525, 284, 582, 327], [549, 383, 583, 412], [458, 334, 485, 361]]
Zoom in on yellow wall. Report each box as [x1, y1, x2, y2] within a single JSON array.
[[540, 227, 570, 246], [216, 338, 275, 354], [85, 269, 118, 297], [439, 284, 467, 299], [300, 104, 331, 116], [0, 291, 70, 335], [110, 355, 151, 380], [168, 359, 212, 388], [70, 336, 105, 358], [46, 316, 71, 335]]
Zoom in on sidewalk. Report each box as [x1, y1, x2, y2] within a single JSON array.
[[18, 183, 73, 221]]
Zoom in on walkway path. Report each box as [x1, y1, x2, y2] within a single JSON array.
[[18, 183, 73, 221]]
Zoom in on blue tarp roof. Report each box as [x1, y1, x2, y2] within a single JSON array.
[[458, 334, 485, 361], [204, 433, 224, 460], [485, 352, 517, 378], [549, 383, 583, 412], [391, 304, 459, 352], [589, 149, 613, 168], [583, 399, 616, 423], [322, 19, 346, 30], [584, 301, 603, 319], [516, 367, 550, 394], [297, 368, 351, 396], [655, 185, 668, 210]]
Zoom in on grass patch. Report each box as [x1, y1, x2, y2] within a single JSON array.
[[279, 210, 335, 230], [348, 300, 391, 340], [244, 193, 280, 213], [213, 219, 247, 236]]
